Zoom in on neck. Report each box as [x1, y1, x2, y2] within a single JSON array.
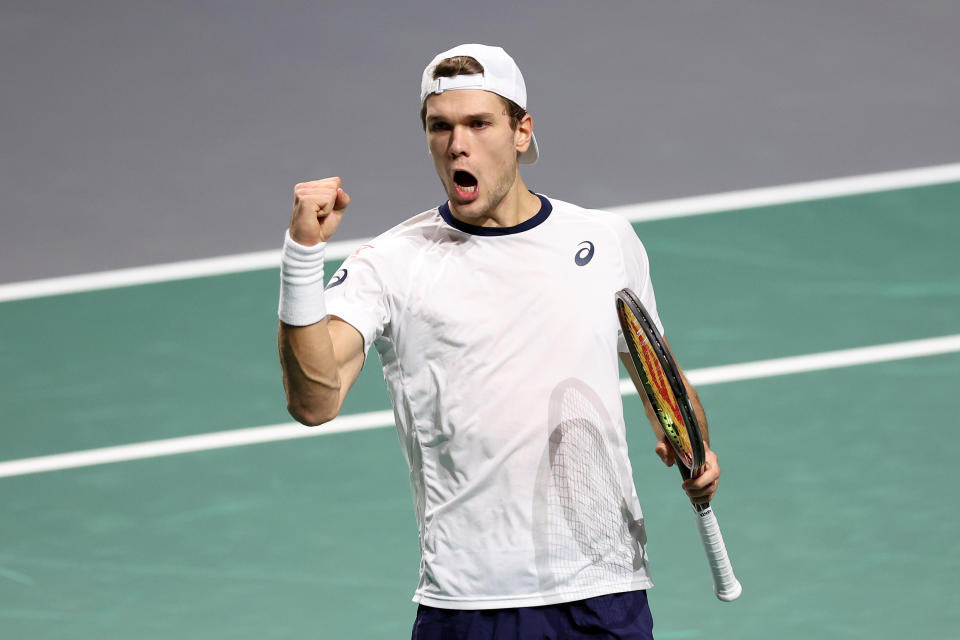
[[448, 175, 541, 228]]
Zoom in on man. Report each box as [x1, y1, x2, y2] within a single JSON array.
[[278, 44, 722, 639]]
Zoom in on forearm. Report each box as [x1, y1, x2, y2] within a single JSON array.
[[621, 351, 710, 447], [621, 349, 719, 502], [682, 375, 709, 447], [278, 177, 365, 426], [278, 319, 342, 426], [661, 338, 710, 447]]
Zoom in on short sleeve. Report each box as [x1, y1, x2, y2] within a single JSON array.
[[616, 218, 665, 353], [324, 247, 390, 355]]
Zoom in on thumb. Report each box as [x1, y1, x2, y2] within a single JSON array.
[[334, 187, 351, 212], [655, 440, 676, 467]]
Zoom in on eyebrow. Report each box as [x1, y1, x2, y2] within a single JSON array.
[[426, 111, 499, 124]]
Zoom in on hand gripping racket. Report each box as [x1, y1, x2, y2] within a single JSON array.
[[616, 288, 742, 602]]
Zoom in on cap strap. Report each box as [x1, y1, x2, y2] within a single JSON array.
[[430, 73, 485, 95]]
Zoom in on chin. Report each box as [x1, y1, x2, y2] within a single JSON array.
[[451, 197, 489, 219]]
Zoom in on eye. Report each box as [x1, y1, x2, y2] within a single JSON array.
[[471, 120, 491, 129], [429, 121, 451, 132]]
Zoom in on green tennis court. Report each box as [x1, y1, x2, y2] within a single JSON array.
[[2, 181, 958, 638]]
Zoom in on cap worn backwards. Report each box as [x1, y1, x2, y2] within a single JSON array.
[[420, 43, 539, 164]]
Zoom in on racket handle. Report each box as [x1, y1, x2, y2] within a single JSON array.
[[692, 504, 743, 602]]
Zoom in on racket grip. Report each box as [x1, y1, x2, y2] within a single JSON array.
[[692, 504, 742, 602]]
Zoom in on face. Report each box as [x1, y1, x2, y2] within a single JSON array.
[[424, 89, 531, 223]]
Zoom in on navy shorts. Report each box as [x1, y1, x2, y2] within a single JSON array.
[[411, 590, 654, 639]]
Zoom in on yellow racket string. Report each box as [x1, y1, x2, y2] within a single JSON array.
[[623, 307, 694, 459]]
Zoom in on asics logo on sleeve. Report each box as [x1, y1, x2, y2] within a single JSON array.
[[326, 268, 348, 289], [574, 241, 595, 266]]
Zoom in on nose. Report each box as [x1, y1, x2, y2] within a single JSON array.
[[449, 125, 469, 157]]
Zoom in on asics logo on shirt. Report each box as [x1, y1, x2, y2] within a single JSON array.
[[575, 241, 595, 266], [326, 268, 348, 289]]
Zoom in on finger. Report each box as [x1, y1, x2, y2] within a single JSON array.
[[294, 192, 335, 218], [294, 190, 339, 217], [684, 473, 719, 494], [298, 176, 341, 188], [684, 481, 718, 504], [295, 185, 340, 202], [684, 472, 719, 491], [683, 469, 720, 500], [688, 461, 721, 486], [334, 187, 351, 211], [294, 177, 342, 198], [654, 441, 675, 467]]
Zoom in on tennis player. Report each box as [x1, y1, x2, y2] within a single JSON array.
[[278, 43, 722, 639]]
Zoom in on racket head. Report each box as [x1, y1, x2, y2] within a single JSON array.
[[615, 288, 705, 472]]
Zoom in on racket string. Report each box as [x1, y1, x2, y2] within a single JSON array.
[[545, 388, 644, 592]]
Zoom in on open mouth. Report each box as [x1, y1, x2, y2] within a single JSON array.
[[452, 170, 480, 201]]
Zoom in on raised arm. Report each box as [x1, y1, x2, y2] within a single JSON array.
[[277, 177, 365, 426]]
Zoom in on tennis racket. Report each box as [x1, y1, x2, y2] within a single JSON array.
[[615, 288, 742, 602]]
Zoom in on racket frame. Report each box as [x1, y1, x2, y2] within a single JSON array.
[[615, 288, 743, 602], [615, 289, 706, 480]]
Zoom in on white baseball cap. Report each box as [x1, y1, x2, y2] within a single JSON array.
[[420, 43, 539, 164]]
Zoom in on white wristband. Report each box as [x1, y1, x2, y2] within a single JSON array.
[[278, 230, 328, 326]]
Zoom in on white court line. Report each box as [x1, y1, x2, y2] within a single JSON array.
[[2, 334, 958, 479], [1, 162, 958, 303], [606, 162, 960, 222], [620, 333, 960, 393], [0, 411, 394, 479]]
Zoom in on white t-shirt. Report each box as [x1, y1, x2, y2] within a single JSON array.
[[325, 194, 664, 609]]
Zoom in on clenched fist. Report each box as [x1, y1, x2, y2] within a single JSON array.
[[289, 177, 351, 246]]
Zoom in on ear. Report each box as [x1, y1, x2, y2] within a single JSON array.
[[514, 113, 533, 154]]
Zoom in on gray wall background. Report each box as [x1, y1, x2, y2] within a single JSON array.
[[2, 0, 958, 283]]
